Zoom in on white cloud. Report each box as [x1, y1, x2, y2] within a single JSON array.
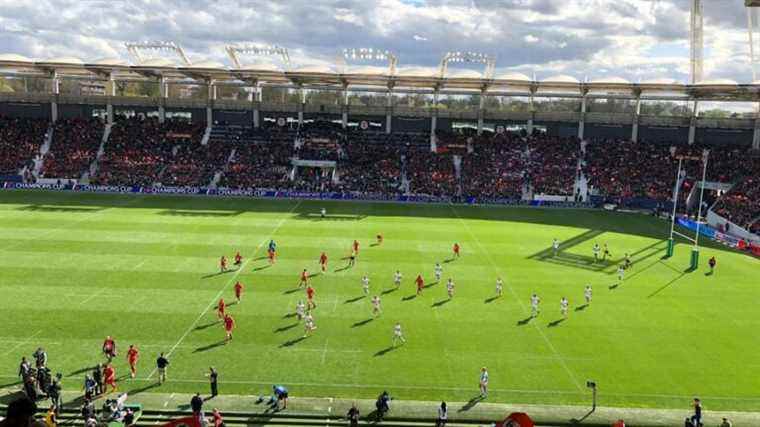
[[0, 0, 753, 82]]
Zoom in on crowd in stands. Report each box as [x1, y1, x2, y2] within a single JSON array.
[[526, 136, 581, 196], [713, 176, 760, 230], [0, 116, 48, 175], [219, 140, 293, 190], [338, 135, 402, 195], [585, 139, 675, 200], [406, 146, 457, 197], [93, 118, 205, 186], [3, 114, 760, 237], [461, 134, 526, 200], [41, 118, 103, 179]]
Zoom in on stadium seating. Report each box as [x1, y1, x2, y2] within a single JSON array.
[[93, 118, 205, 186], [712, 176, 760, 230], [15, 116, 754, 237], [460, 134, 526, 200], [585, 139, 675, 200], [41, 118, 103, 179], [0, 116, 48, 175], [526, 135, 581, 196]]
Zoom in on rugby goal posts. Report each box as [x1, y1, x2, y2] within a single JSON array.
[[666, 150, 709, 271]]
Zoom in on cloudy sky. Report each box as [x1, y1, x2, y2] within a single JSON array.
[[0, 0, 757, 83]]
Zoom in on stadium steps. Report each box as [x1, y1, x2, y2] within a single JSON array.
[[84, 123, 111, 182], [51, 409, 497, 427], [31, 124, 54, 178], [201, 125, 212, 146]]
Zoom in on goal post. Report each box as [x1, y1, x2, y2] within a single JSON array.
[[666, 151, 709, 271]]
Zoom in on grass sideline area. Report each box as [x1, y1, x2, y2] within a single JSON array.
[[1, 190, 758, 416], [2, 389, 760, 426]]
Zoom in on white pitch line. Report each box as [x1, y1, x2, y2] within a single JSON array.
[[447, 203, 584, 392], [145, 200, 302, 380], [1, 330, 42, 356], [78, 288, 106, 306], [0, 372, 751, 402], [320, 339, 329, 365]]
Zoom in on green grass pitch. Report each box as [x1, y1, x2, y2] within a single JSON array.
[[1, 190, 758, 412]]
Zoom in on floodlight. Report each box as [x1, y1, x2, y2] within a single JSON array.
[[225, 44, 290, 70], [125, 41, 190, 66], [440, 51, 495, 79], [339, 47, 398, 76]]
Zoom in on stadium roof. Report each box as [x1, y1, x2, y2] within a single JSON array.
[[2, 56, 760, 100]]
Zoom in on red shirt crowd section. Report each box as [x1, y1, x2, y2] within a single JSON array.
[[2, 116, 759, 233], [0, 116, 47, 175], [41, 118, 103, 179], [92, 118, 206, 186]]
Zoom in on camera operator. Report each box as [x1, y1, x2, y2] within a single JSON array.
[[375, 391, 391, 421]]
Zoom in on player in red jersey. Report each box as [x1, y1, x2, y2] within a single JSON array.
[[217, 298, 226, 319], [103, 364, 117, 393], [220, 256, 228, 272], [267, 248, 276, 264], [306, 285, 316, 309], [126, 345, 139, 379], [223, 314, 235, 341], [415, 274, 424, 295], [234, 251, 243, 266], [299, 269, 309, 287], [102, 336, 116, 362], [234, 281, 244, 303], [319, 252, 328, 272], [453, 243, 460, 259], [353, 240, 360, 255], [376, 233, 383, 245]]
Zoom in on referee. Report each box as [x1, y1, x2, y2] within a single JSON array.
[[207, 367, 218, 398]]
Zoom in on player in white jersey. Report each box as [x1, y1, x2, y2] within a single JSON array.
[[552, 238, 560, 256], [592, 243, 600, 262], [303, 312, 316, 337], [617, 265, 625, 284], [371, 295, 381, 316], [295, 300, 305, 321], [394, 270, 402, 288], [530, 294, 541, 317], [560, 297, 569, 318], [479, 367, 489, 398], [495, 277, 503, 297], [446, 278, 455, 299], [584, 285, 592, 304], [320, 208, 326, 218], [392, 322, 405, 346], [361, 275, 370, 295], [434, 263, 443, 282]]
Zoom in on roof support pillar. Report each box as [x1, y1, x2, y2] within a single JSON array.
[[578, 95, 587, 140], [527, 90, 535, 135], [477, 91, 485, 135], [253, 82, 261, 129], [206, 79, 215, 125], [106, 73, 115, 125], [688, 100, 698, 145], [631, 96, 641, 142], [298, 86, 305, 126], [51, 71, 59, 122], [753, 101, 760, 150], [342, 84, 349, 129], [385, 89, 393, 134], [430, 89, 439, 152], [158, 76, 167, 123]]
